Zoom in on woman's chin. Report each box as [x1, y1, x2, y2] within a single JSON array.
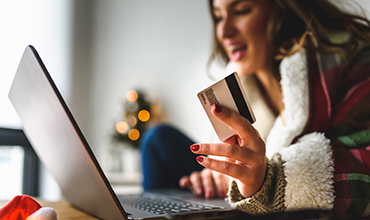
[[235, 68, 255, 77], [226, 61, 255, 77], [226, 62, 248, 76]]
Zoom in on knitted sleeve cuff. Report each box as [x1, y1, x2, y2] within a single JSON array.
[[227, 154, 286, 215]]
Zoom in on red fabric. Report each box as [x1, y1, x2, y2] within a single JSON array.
[[0, 195, 41, 220], [303, 40, 370, 218]]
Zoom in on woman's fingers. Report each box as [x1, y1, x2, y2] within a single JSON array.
[[200, 169, 216, 198], [178, 169, 230, 198], [189, 171, 203, 195], [212, 171, 229, 198], [179, 176, 191, 189], [179, 172, 203, 195], [179, 175, 197, 195], [191, 143, 249, 162], [196, 156, 266, 197], [191, 143, 264, 167], [211, 104, 254, 137], [196, 156, 245, 181]]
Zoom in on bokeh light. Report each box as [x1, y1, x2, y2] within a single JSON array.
[[128, 129, 140, 141], [127, 115, 137, 127], [126, 90, 138, 102], [116, 121, 128, 134], [126, 101, 139, 112], [138, 110, 150, 122]]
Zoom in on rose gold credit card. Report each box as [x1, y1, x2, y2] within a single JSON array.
[[197, 72, 255, 141]]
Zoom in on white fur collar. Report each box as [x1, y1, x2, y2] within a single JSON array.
[[265, 49, 310, 157], [265, 49, 334, 210]]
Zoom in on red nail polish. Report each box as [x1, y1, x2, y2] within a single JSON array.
[[214, 104, 222, 113], [205, 191, 212, 199], [190, 144, 200, 152], [196, 156, 204, 163]]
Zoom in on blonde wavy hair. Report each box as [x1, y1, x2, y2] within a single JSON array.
[[208, 0, 370, 69]]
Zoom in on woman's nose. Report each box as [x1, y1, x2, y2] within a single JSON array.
[[220, 17, 237, 39]]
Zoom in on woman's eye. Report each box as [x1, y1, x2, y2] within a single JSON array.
[[213, 12, 222, 23], [214, 16, 222, 23], [235, 8, 251, 15]]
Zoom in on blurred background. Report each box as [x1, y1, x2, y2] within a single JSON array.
[[0, 0, 369, 201]]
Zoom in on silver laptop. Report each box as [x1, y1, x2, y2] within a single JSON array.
[[8, 46, 242, 220]]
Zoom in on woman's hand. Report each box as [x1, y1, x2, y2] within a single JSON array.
[[191, 104, 267, 198], [179, 168, 230, 199]]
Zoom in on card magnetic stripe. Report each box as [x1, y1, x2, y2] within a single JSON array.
[[225, 74, 254, 123]]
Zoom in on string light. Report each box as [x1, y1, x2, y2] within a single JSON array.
[[138, 110, 150, 122], [112, 89, 156, 146], [126, 90, 138, 102], [128, 129, 140, 141], [127, 115, 137, 127], [116, 121, 128, 134]]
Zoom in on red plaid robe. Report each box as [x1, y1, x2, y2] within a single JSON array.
[[304, 41, 370, 217]]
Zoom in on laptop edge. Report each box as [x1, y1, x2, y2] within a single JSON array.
[[8, 45, 127, 219]]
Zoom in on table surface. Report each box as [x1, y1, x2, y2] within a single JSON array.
[[0, 198, 98, 220], [1, 197, 336, 220]]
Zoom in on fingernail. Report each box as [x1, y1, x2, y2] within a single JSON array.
[[196, 156, 204, 163], [196, 188, 203, 195], [219, 190, 226, 198], [214, 104, 222, 113], [205, 191, 212, 199], [190, 144, 200, 152]]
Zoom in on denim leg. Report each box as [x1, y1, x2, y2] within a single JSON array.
[[139, 124, 203, 191]]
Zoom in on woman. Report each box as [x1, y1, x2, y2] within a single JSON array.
[[140, 0, 370, 218]]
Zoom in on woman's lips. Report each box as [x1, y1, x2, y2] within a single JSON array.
[[227, 45, 247, 62]]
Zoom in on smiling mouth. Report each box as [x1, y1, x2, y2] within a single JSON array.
[[226, 45, 247, 61], [226, 45, 246, 53]]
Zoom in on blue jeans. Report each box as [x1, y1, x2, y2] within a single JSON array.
[[139, 124, 203, 191]]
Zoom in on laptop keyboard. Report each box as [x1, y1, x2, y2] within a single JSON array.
[[119, 193, 224, 215]]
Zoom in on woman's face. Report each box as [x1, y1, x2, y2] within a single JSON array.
[[212, 0, 273, 76]]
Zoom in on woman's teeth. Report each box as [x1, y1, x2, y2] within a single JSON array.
[[227, 45, 245, 52]]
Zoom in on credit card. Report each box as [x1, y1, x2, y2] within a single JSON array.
[[197, 72, 255, 141]]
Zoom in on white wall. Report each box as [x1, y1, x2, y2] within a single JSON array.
[[0, 1, 72, 129], [85, 1, 218, 161], [0, 0, 73, 200]]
